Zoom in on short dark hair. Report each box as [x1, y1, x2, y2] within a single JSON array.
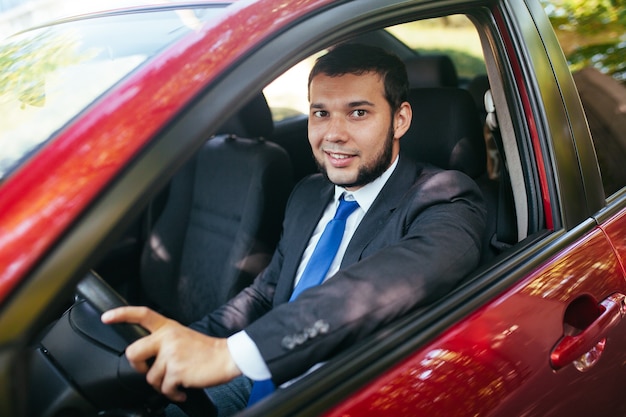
[[308, 43, 409, 113]]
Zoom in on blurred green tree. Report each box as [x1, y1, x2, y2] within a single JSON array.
[[541, 0, 625, 82]]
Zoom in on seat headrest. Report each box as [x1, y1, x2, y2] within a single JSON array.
[[218, 93, 274, 139], [405, 55, 458, 88], [401, 87, 486, 178]]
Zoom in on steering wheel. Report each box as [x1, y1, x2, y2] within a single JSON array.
[[75, 271, 217, 417]]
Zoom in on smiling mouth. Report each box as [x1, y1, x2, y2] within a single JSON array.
[[322, 145, 358, 158], [323, 150, 357, 168], [327, 152, 353, 159]]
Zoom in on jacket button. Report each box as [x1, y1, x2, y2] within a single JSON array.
[[313, 320, 330, 334], [294, 332, 308, 345], [282, 336, 296, 350], [305, 326, 318, 338]]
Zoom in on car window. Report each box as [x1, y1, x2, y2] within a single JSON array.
[[266, 13, 527, 252], [386, 15, 486, 85], [264, 15, 486, 121], [0, 6, 224, 181], [263, 54, 320, 122], [540, 0, 626, 198], [573, 69, 626, 198]]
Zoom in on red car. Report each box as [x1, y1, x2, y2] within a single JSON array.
[[1, 0, 625, 416]]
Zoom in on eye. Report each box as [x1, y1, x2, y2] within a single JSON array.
[[312, 110, 328, 118], [351, 109, 367, 117]]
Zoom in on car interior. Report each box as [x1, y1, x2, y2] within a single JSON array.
[[96, 56, 518, 319], [91, 18, 522, 317], [28, 13, 529, 417]]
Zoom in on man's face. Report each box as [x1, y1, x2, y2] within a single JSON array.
[[308, 72, 410, 190]]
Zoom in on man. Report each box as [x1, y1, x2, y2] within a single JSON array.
[[102, 43, 486, 414]]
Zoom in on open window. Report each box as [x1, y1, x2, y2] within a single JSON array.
[[265, 14, 527, 267]]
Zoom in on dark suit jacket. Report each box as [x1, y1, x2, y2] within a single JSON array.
[[192, 155, 486, 384]]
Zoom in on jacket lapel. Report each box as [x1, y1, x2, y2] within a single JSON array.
[[341, 156, 420, 267], [274, 182, 334, 303], [275, 156, 420, 301]]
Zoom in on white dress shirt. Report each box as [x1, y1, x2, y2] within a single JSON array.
[[227, 156, 399, 381]]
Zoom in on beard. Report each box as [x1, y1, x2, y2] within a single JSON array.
[[315, 124, 395, 189]]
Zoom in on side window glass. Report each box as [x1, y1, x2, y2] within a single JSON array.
[[572, 69, 626, 197], [386, 15, 486, 86], [264, 15, 487, 121], [540, 1, 626, 197], [265, 14, 525, 256], [263, 55, 319, 123]]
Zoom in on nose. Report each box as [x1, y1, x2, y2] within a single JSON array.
[[322, 115, 348, 143]]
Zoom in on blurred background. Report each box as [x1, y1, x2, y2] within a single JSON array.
[[0, 0, 624, 194], [1, 0, 624, 83], [0, 0, 157, 38]]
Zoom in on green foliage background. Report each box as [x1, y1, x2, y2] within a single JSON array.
[[541, 0, 626, 82]]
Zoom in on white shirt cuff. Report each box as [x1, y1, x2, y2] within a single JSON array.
[[227, 330, 272, 381]]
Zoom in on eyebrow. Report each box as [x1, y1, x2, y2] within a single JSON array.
[[348, 100, 375, 108], [310, 100, 376, 110]]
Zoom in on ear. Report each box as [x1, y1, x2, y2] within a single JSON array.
[[393, 101, 412, 139]]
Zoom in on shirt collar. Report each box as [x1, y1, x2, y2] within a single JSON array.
[[333, 155, 399, 213]]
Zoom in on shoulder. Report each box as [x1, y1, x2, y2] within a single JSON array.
[[399, 163, 485, 215], [388, 154, 475, 195], [393, 156, 481, 201], [416, 164, 480, 192]]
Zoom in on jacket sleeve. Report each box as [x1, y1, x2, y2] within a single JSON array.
[[245, 169, 486, 385]]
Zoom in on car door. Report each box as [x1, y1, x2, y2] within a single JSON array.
[[321, 229, 626, 416]]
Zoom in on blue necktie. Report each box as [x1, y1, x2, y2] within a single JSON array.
[[247, 195, 359, 406], [290, 195, 360, 301]]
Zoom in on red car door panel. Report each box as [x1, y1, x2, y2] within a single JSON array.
[[600, 208, 626, 277], [323, 227, 626, 416]]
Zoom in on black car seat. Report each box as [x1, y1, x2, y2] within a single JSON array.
[[402, 87, 517, 264], [140, 94, 293, 324]]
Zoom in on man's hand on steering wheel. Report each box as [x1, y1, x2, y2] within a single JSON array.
[[102, 306, 242, 402], [76, 271, 220, 416]]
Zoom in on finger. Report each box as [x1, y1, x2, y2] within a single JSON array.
[[130, 357, 151, 375], [101, 306, 166, 332], [160, 368, 188, 403], [125, 336, 160, 373], [146, 354, 187, 403], [145, 353, 166, 393]]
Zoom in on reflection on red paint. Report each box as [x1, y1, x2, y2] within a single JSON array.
[[323, 228, 626, 416]]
